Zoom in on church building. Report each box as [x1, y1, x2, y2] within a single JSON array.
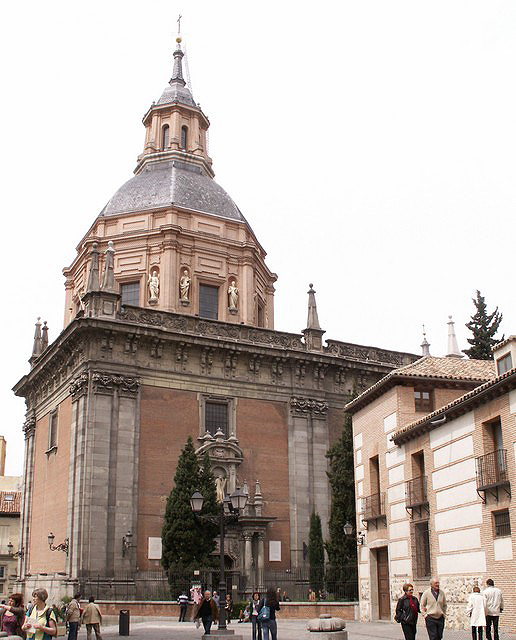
[[13, 35, 416, 600]]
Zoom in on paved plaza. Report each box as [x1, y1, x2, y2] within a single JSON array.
[[96, 619, 516, 640]]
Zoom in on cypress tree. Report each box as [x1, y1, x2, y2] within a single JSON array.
[[325, 403, 358, 599], [161, 438, 218, 594], [463, 290, 503, 360], [308, 512, 325, 593]]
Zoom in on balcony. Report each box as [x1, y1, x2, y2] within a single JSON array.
[[475, 449, 511, 503], [362, 492, 386, 529], [405, 475, 429, 519]]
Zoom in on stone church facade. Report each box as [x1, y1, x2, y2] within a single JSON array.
[[13, 38, 416, 599]]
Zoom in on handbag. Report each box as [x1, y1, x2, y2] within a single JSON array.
[[257, 604, 270, 622]]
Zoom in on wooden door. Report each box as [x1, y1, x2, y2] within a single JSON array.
[[377, 547, 390, 620]]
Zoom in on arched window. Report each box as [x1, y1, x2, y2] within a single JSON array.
[[162, 125, 169, 150], [181, 126, 188, 150]]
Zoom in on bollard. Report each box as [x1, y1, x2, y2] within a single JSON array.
[[119, 610, 130, 636]]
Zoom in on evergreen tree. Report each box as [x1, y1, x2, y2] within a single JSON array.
[[308, 512, 325, 593], [199, 453, 219, 543], [463, 290, 503, 360], [161, 438, 218, 593], [325, 403, 358, 599]]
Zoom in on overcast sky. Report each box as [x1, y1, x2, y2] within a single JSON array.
[[1, 1, 514, 475]]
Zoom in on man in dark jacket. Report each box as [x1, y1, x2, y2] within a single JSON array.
[[193, 590, 219, 635]]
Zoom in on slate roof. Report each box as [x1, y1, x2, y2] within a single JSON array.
[[100, 160, 246, 222], [0, 491, 21, 514], [393, 365, 516, 444], [345, 356, 496, 413], [157, 81, 197, 108]]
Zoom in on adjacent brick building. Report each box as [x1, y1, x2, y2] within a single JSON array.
[[347, 336, 516, 631], [13, 38, 416, 601]]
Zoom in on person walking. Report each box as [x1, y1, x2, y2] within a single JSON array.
[[81, 597, 102, 640], [65, 593, 82, 640], [224, 594, 233, 624], [466, 587, 487, 640], [483, 579, 504, 640], [249, 592, 262, 640], [421, 578, 447, 640], [395, 583, 420, 640], [257, 587, 280, 640], [177, 592, 189, 622], [193, 590, 218, 635]]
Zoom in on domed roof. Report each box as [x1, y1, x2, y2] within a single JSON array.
[[99, 159, 246, 222]]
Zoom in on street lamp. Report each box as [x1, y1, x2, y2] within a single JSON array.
[[122, 531, 135, 557], [7, 542, 23, 558], [343, 522, 365, 546], [48, 532, 69, 555], [191, 487, 248, 631]]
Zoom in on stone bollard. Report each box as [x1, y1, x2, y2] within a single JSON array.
[[307, 614, 348, 640]]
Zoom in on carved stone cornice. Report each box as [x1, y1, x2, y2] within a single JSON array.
[[69, 373, 89, 399], [325, 340, 413, 367], [23, 413, 36, 440], [290, 396, 329, 417], [92, 372, 139, 396]]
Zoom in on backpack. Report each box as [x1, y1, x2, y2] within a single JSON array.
[[257, 601, 270, 622]]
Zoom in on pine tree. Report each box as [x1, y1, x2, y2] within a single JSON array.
[[308, 512, 325, 593], [325, 404, 358, 599], [463, 290, 503, 360], [161, 438, 218, 594]]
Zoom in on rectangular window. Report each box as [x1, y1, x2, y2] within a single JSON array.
[[494, 510, 511, 538], [413, 521, 431, 578], [414, 388, 433, 412], [120, 282, 140, 306], [199, 284, 219, 320], [257, 300, 265, 328], [205, 401, 228, 437], [496, 353, 513, 375], [48, 410, 58, 449], [3, 494, 13, 502]]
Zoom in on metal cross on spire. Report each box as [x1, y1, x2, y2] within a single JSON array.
[[177, 14, 182, 34]]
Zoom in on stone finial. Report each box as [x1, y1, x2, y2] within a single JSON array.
[[31, 317, 43, 360], [170, 44, 186, 86], [41, 321, 49, 351], [421, 324, 430, 356], [306, 283, 321, 330], [214, 427, 225, 442], [101, 241, 117, 293], [254, 480, 263, 516], [446, 315, 463, 358], [86, 243, 100, 293]]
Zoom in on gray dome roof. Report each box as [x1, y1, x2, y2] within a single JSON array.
[[100, 160, 246, 222], [157, 81, 196, 107]]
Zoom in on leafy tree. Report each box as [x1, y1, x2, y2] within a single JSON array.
[[161, 438, 218, 594], [463, 290, 503, 360], [325, 402, 358, 600], [308, 512, 325, 593]]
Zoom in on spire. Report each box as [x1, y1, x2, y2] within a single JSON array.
[[101, 241, 117, 293], [31, 317, 43, 360], [421, 325, 430, 356], [41, 321, 49, 351], [306, 283, 321, 330], [446, 315, 462, 358], [157, 30, 196, 107], [86, 243, 100, 293], [171, 42, 186, 87]]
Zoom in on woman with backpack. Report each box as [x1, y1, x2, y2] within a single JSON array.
[[257, 587, 280, 640], [395, 583, 420, 640], [22, 589, 57, 640]]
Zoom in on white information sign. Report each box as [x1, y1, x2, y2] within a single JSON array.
[[269, 540, 281, 561], [148, 536, 162, 560]]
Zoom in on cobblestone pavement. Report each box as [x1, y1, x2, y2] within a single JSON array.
[[96, 618, 516, 640]]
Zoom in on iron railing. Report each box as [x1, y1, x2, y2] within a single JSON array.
[[413, 521, 431, 578], [405, 475, 428, 508], [364, 492, 385, 521], [476, 449, 508, 490]]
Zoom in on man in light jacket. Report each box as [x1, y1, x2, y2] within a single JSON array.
[[421, 578, 447, 640], [81, 597, 102, 640], [66, 592, 82, 640], [483, 579, 504, 640]]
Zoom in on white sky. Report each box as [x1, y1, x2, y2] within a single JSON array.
[[1, 1, 515, 475]]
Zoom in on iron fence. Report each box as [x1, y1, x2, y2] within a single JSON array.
[[364, 492, 385, 521], [405, 475, 428, 508], [476, 449, 508, 490]]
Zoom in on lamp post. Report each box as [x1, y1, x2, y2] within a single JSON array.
[[48, 532, 69, 555], [343, 521, 365, 546], [191, 487, 247, 631], [7, 542, 23, 558]]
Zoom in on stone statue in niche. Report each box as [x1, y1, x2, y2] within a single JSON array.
[[148, 270, 159, 303], [228, 280, 239, 312], [215, 476, 227, 504], [180, 269, 191, 303]]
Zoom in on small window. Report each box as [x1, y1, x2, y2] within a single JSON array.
[[199, 284, 218, 320], [257, 300, 265, 328], [414, 388, 433, 412], [413, 521, 431, 577], [48, 410, 58, 449], [121, 282, 140, 306], [181, 126, 188, 150], [493, 510, 511, 538], [162, 125, 169, 150], [3, 495, 13, 502], [205, 402, 228, 437], [0, 566, 5, 579], [496, 353, 513, 375]]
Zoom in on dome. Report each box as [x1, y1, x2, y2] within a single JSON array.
[[99, 159, 246, 222]]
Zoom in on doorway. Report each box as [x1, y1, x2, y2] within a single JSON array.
[[376, 547, 390, 620]]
